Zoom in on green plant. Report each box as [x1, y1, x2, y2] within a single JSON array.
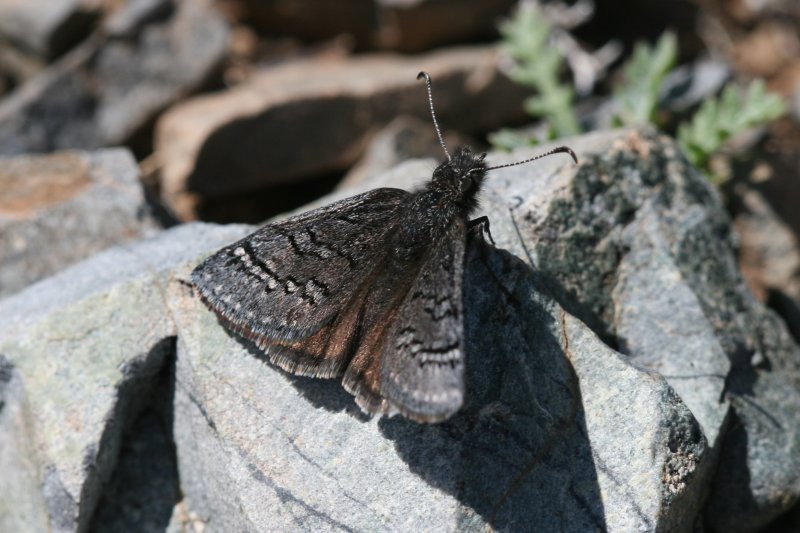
[[613, 32, 678, 126], [494, 19, 787, 182], [499, 6, 581, 140], [677, 79, 787, 171], [487, 128, 540, 151]]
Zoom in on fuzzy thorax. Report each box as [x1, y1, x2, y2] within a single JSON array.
[[428, 146, 487, 216]]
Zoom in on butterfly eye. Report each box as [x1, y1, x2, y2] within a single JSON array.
[[460, 177, 472, 193]]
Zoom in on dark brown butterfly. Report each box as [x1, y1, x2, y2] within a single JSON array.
[[192, 72, 576, 422]]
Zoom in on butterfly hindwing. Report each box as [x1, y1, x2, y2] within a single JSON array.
[[378, 218, 467, 422], [192, 188, 411, 347]]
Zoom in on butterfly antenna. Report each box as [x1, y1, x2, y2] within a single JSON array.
[[484, 146, 578, 172], [417, 71, 451, 161]]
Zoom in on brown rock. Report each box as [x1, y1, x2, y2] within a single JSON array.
[[735, 186, 800, 302], [239, 0, 515, 52], [155, 45, 528, 219], [733, 184, 800, 342], [733, 21, 800, 79], [338, 115, 476, 189], [0, 152, 92, 218]]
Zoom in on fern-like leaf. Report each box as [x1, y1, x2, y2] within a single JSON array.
[[497, 6, 580, 139], [677, 80, 787, 169], [614, 32, 678, 126]]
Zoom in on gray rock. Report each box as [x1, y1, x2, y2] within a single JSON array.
[[0, 0, 99, 59], [613, 206, 732, 451], [168, 241, 708, 531], [154, 45, 528, 219], [661, 58, 732, 113], [509, 128, 800, 530], [0, 0, 229, 155], [0, 148, 159, 299], [0, 356, 50, 532], [0, 127, 797, 531], [103, 0, 173, 38], [0, 223, 249, 532], [0, 39, 46, 91]]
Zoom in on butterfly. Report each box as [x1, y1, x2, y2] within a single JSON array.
[[192, 72, 576, 422]]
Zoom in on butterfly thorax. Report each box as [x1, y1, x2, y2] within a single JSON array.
[[389, 146, 486, 262], [428, 146, 487, 215]]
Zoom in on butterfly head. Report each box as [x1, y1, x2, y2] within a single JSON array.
[[431, 146, 487, 211], [416, 71, 577, 216]]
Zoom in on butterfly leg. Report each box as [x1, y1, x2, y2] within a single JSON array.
[[468, 216, 495, 245]]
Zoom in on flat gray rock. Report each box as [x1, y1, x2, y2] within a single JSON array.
[[0, 148, 160, 299], [0, 127, 797, 531]]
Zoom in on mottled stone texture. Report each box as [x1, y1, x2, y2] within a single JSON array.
[[0, 223, 248, 532], [0, 128, 797, 531], [0, 148, 160, 299]]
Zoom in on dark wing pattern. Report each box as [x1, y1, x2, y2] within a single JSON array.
[[192, 188, 411, 347], [378, 218, 467, 422], [194, 187, 470, 420]]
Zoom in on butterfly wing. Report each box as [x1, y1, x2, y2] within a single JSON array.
[[377, 218, 467, 422], [192, 188, 411, 350], [194, 188, 469, 420]]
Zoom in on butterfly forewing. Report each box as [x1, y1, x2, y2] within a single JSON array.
[[192, 188, 411, 344], [379, 218, 467, 422]]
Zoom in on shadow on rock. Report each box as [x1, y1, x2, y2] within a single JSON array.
[[704, 411, 759, 530], [214, 234, 606, 529], [241, 337, 372, 423], [88, 338, 180, 532], [379, 241, 606, 531]]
